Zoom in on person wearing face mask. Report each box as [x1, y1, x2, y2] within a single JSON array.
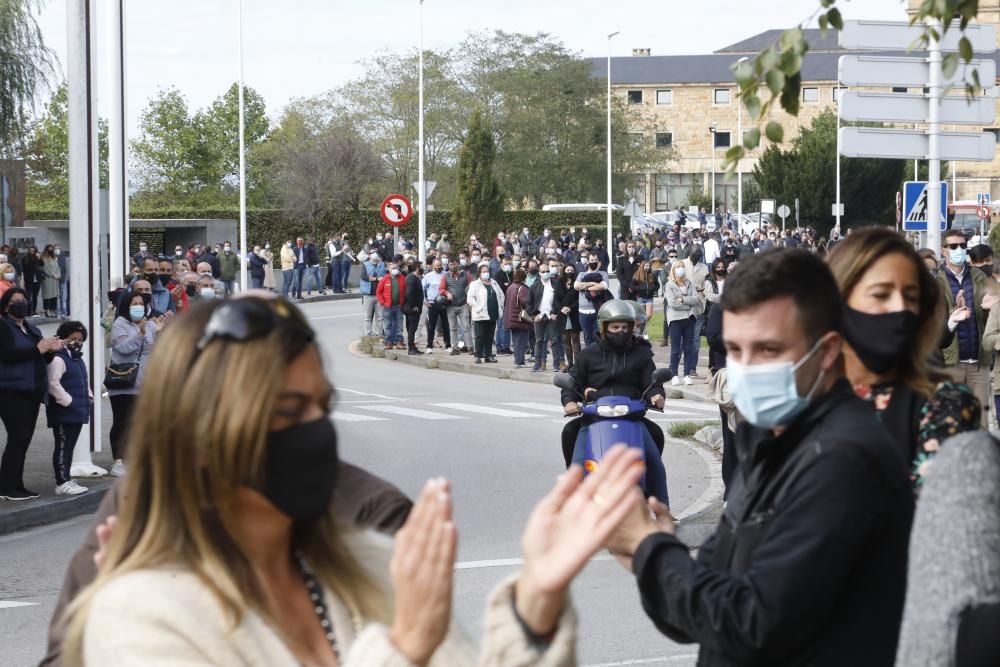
[[466, 262, 506, 363], [937, 229, 992, 429], [0, 262, 16, 301], [609, 249, 915, 667], [107, 290, 158, 478], [280, 239, 297, 298], [828, 227, 980, 491], [47, 321, 94, 496], [59, 296, 646, 667], [664, 261, 699, 386], [0, 288, 65, 500], [375, 261, 407, 349]]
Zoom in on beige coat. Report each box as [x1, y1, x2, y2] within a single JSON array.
[[280, 245, 296, 271], [83, 531, 577, 666]]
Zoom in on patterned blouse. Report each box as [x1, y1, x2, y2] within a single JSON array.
[[853, 381, 980, 488]]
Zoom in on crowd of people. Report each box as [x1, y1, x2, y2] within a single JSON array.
[[2, 218, 1000, 664]]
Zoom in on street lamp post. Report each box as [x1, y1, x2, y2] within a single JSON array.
[[736, 57, 748, 227], [418, 0, 427, 263], [709, 122, 717, 221], [606, 31, 619, 270]]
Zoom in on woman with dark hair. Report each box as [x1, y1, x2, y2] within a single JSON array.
[[827, 227, 980, 487], [106, 289, 158, 477], [47, 321, 92, 495], [0, 287, 64, 500]]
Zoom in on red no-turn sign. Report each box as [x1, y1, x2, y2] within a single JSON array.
[[380, 194, 413, 227]]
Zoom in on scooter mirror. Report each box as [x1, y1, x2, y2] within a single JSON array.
[[652, 368, 674, 385], [552, 374, 575, 390]]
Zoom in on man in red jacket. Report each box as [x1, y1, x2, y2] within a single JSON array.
[[376, 260, 407, 349]]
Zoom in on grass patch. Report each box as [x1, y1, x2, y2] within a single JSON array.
[[645, 312, 708, 347], [668, 421, 717, 439]]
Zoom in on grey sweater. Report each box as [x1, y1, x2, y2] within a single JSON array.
[[895, 432, 1000, 666]]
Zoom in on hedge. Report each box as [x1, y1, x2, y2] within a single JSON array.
[[26, 207, 627, 251]]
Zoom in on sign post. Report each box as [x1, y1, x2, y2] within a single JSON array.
[[777, 204, 791, 233]]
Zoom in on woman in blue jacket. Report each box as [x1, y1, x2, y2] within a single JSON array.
[[47, 321, 93, 496], [0, 288, 65, 500]]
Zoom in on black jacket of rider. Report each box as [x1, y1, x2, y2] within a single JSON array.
[[561, 336, 663, 407]]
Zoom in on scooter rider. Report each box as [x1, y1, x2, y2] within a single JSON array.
[[561, 300, 669, 505]]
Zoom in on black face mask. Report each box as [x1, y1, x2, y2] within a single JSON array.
[[159, 274, 171, 287], [7, 301, 30, 319], [606, 330, 632, 349], [185, 284, 198, 297], [259, 417, 339, 520], [842, 306, 919, 375]]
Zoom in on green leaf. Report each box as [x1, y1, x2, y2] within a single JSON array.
[[745, 95, 762, 121], [743, 127, 761, 149], [765, 121, 784, 143], [827, 8, 843, 31], [959, 36, 973, 63], [942, 52, 959, 80], [765, 69, 786, 96]]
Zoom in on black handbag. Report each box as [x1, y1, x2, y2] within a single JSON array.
[[103, 337, 145, 390]]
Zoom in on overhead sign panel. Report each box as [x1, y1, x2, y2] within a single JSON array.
[[839, 91, 996, 125], [838, 55, 995, 89], [839, 20, 996, 53], [839, 127, 996, 161]]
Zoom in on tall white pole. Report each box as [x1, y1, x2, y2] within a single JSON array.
[[237, 0, 248, 290], [68, 0, 106, 475], [836, 88, 842, 231], [606, 31, 618, 269], [108, 0, 128, 282], [418, 0, 426, 263], [926, 19, 942, 253]]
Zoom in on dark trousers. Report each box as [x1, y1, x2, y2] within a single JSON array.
[[406, 308, 422, 350], [474, 320, 497, 359], [426, 305, 451, 348], [668, 316, 697, 376], [293, 265, 306, 298], [512, 329, 530, 365], [108, 394, 136, 461], [0, 390, 41, 494], [52, 423, 84, 486]]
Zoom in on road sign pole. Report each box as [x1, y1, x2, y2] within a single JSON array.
[[926, 19, 942, 253]]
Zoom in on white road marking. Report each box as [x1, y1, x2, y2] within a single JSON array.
[[502, 402, 567, 413], [357, 405, 463, 420], [332, 412, 388, 422], [585, 655, 699, 666], [0, 601, 38, 609], [432, 403, 548, 418]]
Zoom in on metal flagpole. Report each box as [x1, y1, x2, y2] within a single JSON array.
[[238, 0, 248, 290]]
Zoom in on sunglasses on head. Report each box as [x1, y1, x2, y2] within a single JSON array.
[[194, 297, 314, 361], [946, 242, 968, 250]]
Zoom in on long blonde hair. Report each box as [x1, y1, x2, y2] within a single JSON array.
[[63, 299, 388, 664]]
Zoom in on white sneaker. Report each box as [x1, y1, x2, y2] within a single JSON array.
[[55, 480, 87, 495], [671, 376, 681, 386], [684, 376, 693, 386], [110, 460, 126, 477]]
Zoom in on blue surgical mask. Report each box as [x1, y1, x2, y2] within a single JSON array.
[[726, 337, 827, 429], [129, 305, 145, 322], [950, 248, 967, 265]]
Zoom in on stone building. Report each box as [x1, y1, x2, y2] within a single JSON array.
[[594, 0, 1000, 215]]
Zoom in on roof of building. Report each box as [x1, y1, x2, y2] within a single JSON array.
[[714, 28, 843, 54]]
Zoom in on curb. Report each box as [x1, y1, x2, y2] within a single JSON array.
[[0, 480, 113, 536]]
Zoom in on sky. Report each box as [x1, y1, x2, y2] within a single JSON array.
[[34, 0, 909, 136]]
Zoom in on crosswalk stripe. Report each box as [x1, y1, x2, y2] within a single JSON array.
[[432, 403, 547, 418], [502, 402, 568, 414], [332, 412, 389, 422], [356, 405, 463, 420]]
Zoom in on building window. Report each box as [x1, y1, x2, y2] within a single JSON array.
[[892, 86, 908, 93], [833, 87, 844, 102], [802, 87, 819, 103], [628, 90, 643, 104], [656, 89, 672, 105], [713, 131, 731, 149], [984, 128, 1000, 141], [714, 88, 731, 104], [656, 132, 673, 148]]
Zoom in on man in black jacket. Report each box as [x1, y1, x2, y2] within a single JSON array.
[[609, 249, 914, 667], [403, 260, 424, 355]]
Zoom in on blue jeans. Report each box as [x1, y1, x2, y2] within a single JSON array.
[[580, 312, 598, 347], [495, 316, 511, 351], [331, 263, 343, 292], [572, 423, 668, 505], [384, 306, 403, 344], [669, 316, 696, 376], [58, 280, 69, 317], [687, 315, 705, 374]]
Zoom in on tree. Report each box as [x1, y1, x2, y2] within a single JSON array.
[[752, 109, 904, 236], [23, 84, 109, 210], [452, 109, 503, 240], [0, 0, 55, 154]]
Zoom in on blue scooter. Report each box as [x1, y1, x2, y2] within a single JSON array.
[[554, 368, 673, 500]]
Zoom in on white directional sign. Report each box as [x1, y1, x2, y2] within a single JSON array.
[[839, 20, 996, 53], [839, 127, 996, 162], [840, 91, 996, 125], [838, 55, 995, 89]]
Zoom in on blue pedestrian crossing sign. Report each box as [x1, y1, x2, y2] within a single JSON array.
[[903, 181, 948, 232]]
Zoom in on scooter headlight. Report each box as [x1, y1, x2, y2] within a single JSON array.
[[596, 404, 630, 418]]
